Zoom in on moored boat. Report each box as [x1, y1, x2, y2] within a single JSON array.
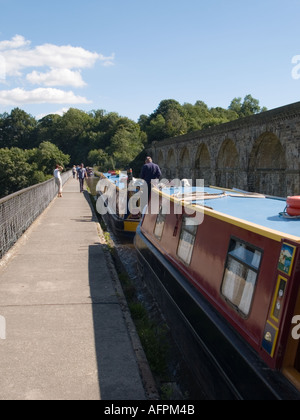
[[96, 170, 143, 237], [134, 184, 300, 399]]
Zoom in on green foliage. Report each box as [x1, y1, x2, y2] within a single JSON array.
[[140, 95, 266, 143], [0, 148, 38, 197], [141, 99, 188, 142], [33, 141, 70, 175], [0, 94, 266, 197], [229, 94, 267, 118], [0, 142, 70, 199], [86, 116, 146, 171], [0, 108, 37, 149]]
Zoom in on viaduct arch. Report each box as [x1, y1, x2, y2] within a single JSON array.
[[151, 101, 300, 197]]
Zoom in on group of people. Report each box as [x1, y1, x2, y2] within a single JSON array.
[[53, 156, 162, 199], [54, 163, 90, 197], [72, 165, 94, 180]]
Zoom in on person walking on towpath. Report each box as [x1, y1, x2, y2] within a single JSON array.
[[140, 156, 162, 198], [77, 163, 87, 193], [54, 164, 64, 198], [72, 165, 77, 179]]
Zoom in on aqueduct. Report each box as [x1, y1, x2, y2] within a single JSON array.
[[151, 101, 300, 197]]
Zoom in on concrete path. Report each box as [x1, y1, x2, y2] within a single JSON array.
[[0, 178, 147, 400]]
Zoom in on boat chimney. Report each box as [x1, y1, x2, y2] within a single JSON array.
[[127, 168, 133, 185]]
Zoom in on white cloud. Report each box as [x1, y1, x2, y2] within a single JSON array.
[[0, 34, 115, 106], [0, 35, 31, 51], [98, 53, 115, 67], [0, 88, 92, 105], [0, 36, 115, 76], [26, 69, 87, 87]]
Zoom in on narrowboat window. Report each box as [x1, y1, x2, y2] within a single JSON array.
[[177, 217, 198, 265], [221, 238, 262, 317], [154, 205, 166, 240]]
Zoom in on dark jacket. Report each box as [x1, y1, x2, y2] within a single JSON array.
[[140, 162, 162, 185]]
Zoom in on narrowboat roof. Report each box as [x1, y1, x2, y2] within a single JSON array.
[[101, 172, 144, 190], [101, 172, 128, 189], [158, 186, 300, 242]]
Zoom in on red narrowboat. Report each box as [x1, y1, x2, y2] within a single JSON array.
[[134, 185, 300, 399]]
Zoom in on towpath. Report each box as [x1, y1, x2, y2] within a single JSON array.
[[0, 177, 149, 400]]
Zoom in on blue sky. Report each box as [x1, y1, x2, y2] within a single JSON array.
[[1, 0, 300, 121]]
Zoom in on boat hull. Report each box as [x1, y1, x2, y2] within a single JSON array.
[[102, 211, 139, 238], [135, 226, 300, 400]]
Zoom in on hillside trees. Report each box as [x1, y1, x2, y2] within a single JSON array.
[[0, 108, 38, 149], [35, 109, 146, 167], [0, 148, 34, 197], [87, 116, 147, 170], [139, 99, 188, 142], [138, 95, 266, 143], [0, 94, 267, 197], [229, 94, 267, 118], [0, 143, 69, 198]]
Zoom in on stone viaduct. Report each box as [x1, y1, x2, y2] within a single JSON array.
[[150, 101, 300, 198]]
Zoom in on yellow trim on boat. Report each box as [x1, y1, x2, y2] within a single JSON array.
[[154, 188, 300, 244], [200, 205, 300, 243], [124, 220, 139, 233]]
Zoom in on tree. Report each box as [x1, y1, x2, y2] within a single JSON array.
[[183, 102, 210, 132], [36, 113, 62, 146], [0, 108, 37, 149], [108, 127, 145, 169], [228, 97, 242, 115], [46, 108, 94, 162], [33, 141, 70, 175], [0, 142, 70, 198], [164, 108, 187, 138], [0, 148, 34, 197], [0, 93, 268, 196], [147, 115, 166, 141], [87, 149, 109, 168], [229, 95, 266, 118], [139, 97, 266, 142], [241, 94, 261, 116], [141, 99, 188, 142]]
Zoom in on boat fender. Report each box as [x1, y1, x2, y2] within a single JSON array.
[[286, 206, 300, 216], [286, 196, 300, 216], [287, 196, 300, 208]]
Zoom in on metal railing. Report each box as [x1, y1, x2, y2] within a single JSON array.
[[0, 171, 72, 259]]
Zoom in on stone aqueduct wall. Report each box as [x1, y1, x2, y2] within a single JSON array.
[[150, 101, 300, 198]]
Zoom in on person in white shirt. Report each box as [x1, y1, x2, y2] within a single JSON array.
[[54, 164, 64, 198]]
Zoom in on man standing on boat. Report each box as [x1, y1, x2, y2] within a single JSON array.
[[140, 157, 162, 198]]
